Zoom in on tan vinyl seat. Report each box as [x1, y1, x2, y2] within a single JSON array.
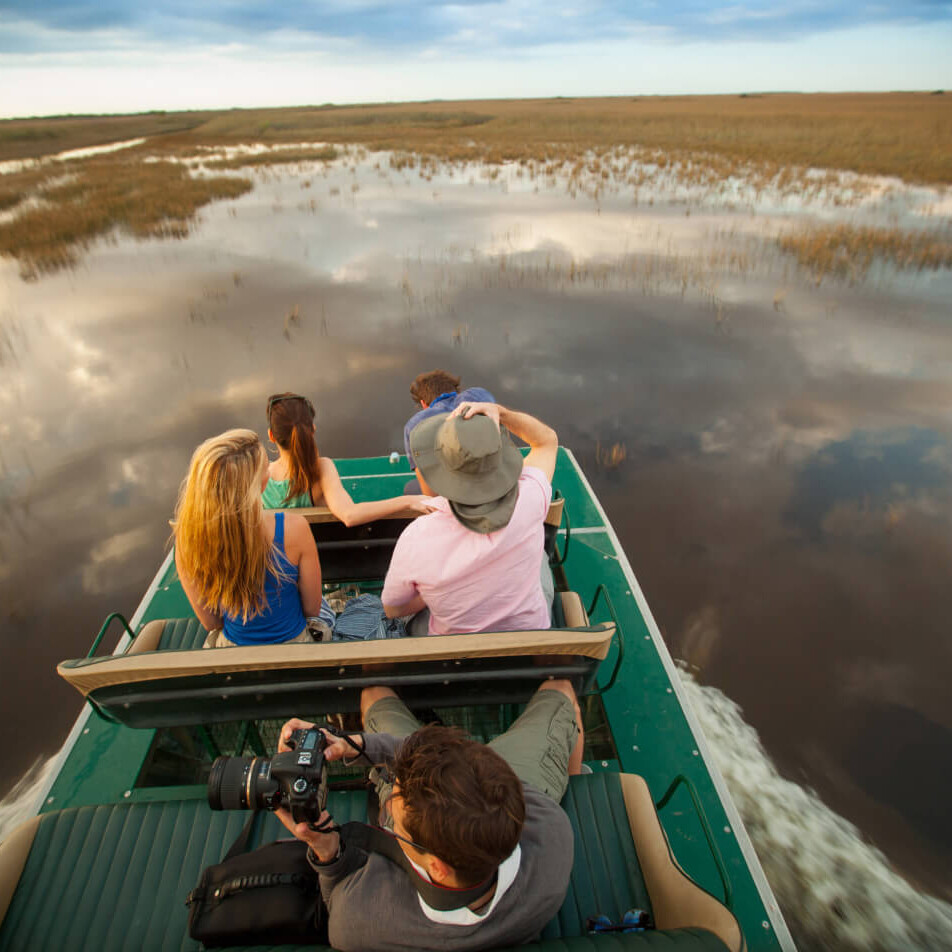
[[620, 775, 743, 951]]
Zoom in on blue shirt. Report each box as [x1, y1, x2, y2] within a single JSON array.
[[403, 386, 495, 469], [222, 513, 307, 645]]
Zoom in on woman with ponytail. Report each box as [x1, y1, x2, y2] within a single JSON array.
[[173, 429, 335, 647], [264, 393, 432, 525]]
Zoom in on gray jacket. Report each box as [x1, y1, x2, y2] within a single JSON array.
[[313, 732, 574, 951]]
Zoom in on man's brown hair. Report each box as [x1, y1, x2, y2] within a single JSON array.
[[391, 725, 525, 886], [410, 370, 461, 406]]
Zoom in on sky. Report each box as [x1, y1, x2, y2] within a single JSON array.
[[2, 0, 951, 117]]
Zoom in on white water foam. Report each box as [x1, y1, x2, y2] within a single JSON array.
[[0, 755, 57, 845], [678, 670, 952, 952]]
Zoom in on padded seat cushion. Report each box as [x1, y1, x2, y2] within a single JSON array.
[[156, 618, 209, 652], [0, 794, 364, 952], [1, 777, 729, 952], [128, 618, 209, 654]]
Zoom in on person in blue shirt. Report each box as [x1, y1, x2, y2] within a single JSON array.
[[172, 428, 334, 646], [404, 370, 495, 478]]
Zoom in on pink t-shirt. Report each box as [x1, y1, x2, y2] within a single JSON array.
[[382, 467, 552, 635]]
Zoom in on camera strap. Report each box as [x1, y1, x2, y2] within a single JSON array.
[[336, 822, 498, 911]]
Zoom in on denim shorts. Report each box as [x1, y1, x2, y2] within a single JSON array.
[[364, 688, 578, 802]]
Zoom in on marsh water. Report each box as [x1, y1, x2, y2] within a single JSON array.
[[1, 147, 951, 949]]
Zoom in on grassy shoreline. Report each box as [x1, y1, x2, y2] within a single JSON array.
[[3, 93, 951, 185], [1, 93, 949, 280]]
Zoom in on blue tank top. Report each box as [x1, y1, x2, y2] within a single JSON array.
[[222, 513, 307, 645]]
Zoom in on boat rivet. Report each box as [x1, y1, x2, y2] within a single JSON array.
[[603, 555, 609, 560], [762, 922, 770, 930], [666, 687, 673, 693], [83, 728, 89, 734], [601, 761, 608, 768], [338, 686, 344, 691], [724, 826, 731, 834], [339, 667, 346, 674], [692, 749, 699, 756], [123, 790, 131, 798], [46, 797, 54, 804], [632, 745, 639, 751], [644, 635, 650, 640], [625, 590, 631, 596]]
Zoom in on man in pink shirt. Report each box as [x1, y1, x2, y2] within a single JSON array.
[[382, 402, 558, 635]]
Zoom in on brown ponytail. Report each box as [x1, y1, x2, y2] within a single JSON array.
[[267, 393, 321, 504]]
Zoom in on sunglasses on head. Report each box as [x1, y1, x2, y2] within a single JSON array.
[[267, 393, 315, 420]]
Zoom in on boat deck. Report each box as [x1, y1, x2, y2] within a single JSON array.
[[36, 448, 792, 951]]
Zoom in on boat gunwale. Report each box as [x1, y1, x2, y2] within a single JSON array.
[[24, 547, 175, 822], [21, 449, 793, 951], [562, 447, 795, 951]]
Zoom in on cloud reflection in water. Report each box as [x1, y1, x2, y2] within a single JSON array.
[[0, 155, 951, 914]]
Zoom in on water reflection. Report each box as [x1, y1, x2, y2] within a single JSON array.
[[784, 427, 951, 540], [1, 154, 951, 929]]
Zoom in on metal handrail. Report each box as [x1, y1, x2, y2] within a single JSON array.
[[588, 585, 624, 693], [656, 773, 733, 910], [86, 612, 136, 658]]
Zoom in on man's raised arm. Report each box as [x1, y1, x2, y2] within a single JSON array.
[[455, 402, 558, 482]]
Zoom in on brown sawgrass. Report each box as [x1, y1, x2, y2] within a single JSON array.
[[2, 94, 950, 278], [778, 224, 952, 283], [0, 156, 251, 278], [203, 145, 339, 169], [0, 111, 218, 161], [3, 94, 951, 185], [156, 94, 952, 186]]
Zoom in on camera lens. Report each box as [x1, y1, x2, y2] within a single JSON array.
[[208, 756, 254, 811], [208, 756, 282, 812]]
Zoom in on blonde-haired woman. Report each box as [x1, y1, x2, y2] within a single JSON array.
[[173, 429, 333, 647]]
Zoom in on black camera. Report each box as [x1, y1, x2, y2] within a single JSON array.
[[207, 728, 329, 827]]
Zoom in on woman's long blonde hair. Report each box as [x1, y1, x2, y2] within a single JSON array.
[[172, 429, 280, 622]]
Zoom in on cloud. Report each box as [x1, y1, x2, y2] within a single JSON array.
[[3, 0, 950, 57], [783, 426, 951, 540]]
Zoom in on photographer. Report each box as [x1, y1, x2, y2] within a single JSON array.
[[275, 680, 584, 951]]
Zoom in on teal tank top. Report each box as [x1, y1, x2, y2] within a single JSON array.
[[262, 476, 312, 509]]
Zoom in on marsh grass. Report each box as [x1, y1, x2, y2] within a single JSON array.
[[203, 145, 339, 169], [0, 111, 221, 162], [144, 94, 952, 187], [3, 94, 951, 279], [778, 224, 952, 283], [0, 157, 251, 277], [3, 94, 950, 184]]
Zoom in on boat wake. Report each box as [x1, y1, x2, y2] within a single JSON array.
[[678, 671, 952, 952], [0, 755, 57, 846]]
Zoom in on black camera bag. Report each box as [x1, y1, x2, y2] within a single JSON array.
[[186, 812, 328, 948]]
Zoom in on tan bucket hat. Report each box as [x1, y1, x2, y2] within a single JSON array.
[[409, 411, 523, 532]]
